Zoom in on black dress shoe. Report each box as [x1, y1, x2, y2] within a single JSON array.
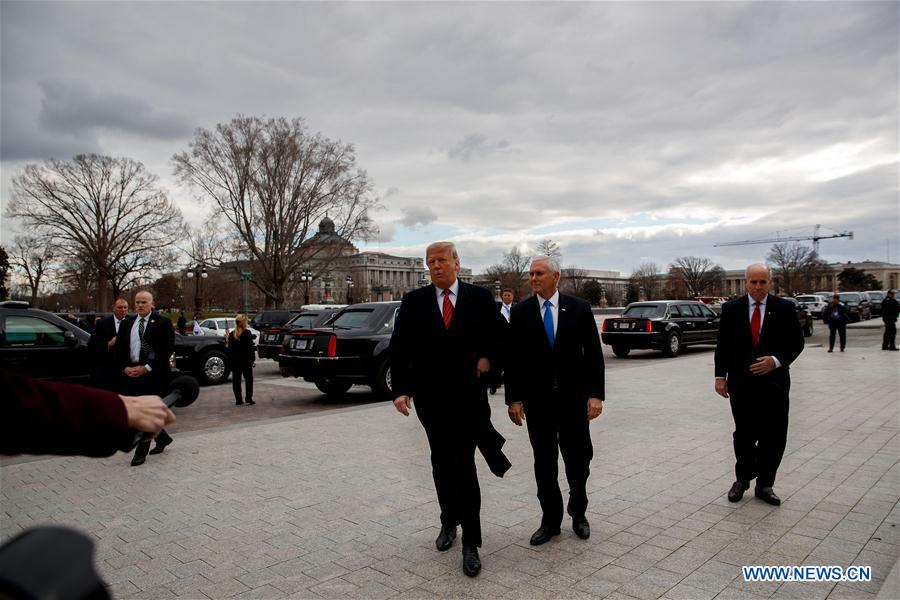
[[236, 400, 244, 405], [246, 399, 256, 405], [435, 525, 457, 551], [529, 526, 560, 546], [727, 481, 749, 502], [755, 486, 781, 506], [131, 456, 145, 467], [462, 545, 481, 577], [890, 348, 899, 351], [572, 517, 590, 539], [148, 437, 172, 455]]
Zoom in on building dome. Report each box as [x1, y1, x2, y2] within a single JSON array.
[[318, 216, 336, 234]]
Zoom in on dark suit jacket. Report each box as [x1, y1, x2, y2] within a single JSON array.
[[114, 311, 174, 393], [505, 293, 605, 412], [88, 315, 119, 387], [2, 369, 132, 457], [391, 281, 505, 401], [714, 294, 804, 388], [822, 302, 849, 325]]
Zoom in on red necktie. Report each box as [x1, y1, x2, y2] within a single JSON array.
[[442, 289, 453, 329], [751, 301, 761, 345]]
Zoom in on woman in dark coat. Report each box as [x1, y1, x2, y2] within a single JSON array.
[[226, 314, 256, 405]]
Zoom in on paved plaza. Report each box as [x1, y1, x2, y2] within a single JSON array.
[[2, 336, 898, 599]]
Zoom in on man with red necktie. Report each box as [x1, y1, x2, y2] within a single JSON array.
[[715, 264, 804, 506], [391, 241, 509, 578]]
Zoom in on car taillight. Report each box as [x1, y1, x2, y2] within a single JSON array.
[[646, 320, 653, 332], [601, 319, 608, 332], [327, 334, 337, 357]]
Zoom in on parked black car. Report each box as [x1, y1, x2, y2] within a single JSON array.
[[257, 308, 342, 359], [250, 309, 302, 332], [783, 297, 814, 337], [861, 291, 884, 316], [1, 301, 229, 385], [278, 301, 400, 398], [837, 292, 871, 322], [601, 300, 720, 358]]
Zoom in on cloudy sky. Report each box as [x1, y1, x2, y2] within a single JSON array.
[[2, 1, 897, 275]]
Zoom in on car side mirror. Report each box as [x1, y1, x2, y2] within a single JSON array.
[[64, 330, 78, 347]]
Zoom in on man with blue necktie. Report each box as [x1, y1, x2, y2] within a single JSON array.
[[505, 255, 605, 545]]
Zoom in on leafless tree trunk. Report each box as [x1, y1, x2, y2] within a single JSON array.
[[560, 267, 588, 296], [6, 154, 185, 309], [173, 116, 378, 308], [669, 256, 725, 298], [629, 262, 662, 300], [9, 236, 54, 306], [766, 242, 828, 295]]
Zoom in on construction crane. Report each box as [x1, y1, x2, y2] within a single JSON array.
[[714, 224, 853, 254]]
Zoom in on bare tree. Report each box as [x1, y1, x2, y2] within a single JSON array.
[[7, 154, 185, 309], [669, 256, 725, 298], [0, 246, 9, 300], [173, 116, 379, 308], [766, 242, 829, 295], [535, 239, 562, 262], [560, 267, 588, 297], [9, 236, 54, 306], [483, 245, 533, 300], [628, 262, 662, 300]]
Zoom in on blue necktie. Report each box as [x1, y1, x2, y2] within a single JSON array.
[[543, 300, 555, 347]]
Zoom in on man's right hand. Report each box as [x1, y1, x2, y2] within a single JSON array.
[[508, 402, 525, 426], [393, 395, 412, 416], [715, 379, 729, 398], [121, 394, 175, 433]]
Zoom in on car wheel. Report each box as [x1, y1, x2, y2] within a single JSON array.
[[803, 319, 813, 337], [199, 350, 229, 385], [612, 345, 630, 358], [663, 331, 681, 357], [372, 358, 393, 399], [315, 378, 352, 398]]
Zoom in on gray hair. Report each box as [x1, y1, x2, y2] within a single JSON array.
[[744, 263, 770, 279], [531, 255, 561, 274]]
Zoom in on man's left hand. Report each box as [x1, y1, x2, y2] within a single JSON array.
[[749, 356, 776, 375], [124, 366, 149, 378], [587, 397, 603, 420], [476, 357, 491, 377]]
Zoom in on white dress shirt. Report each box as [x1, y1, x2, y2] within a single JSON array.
[[129, 315, 152, 370], [500, 303, 512, 322], [435, 279, 460, 313], [536, 289, 560, 336]]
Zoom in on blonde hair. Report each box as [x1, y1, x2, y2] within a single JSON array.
[[234, 314, 248, 340], [425, 241, 459, 260]]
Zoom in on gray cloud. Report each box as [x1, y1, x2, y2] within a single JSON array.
[[399, 206, 438, 229], [447, 134, 511, 162]]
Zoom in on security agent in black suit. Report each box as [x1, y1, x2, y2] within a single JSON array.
[[114, 290, 175, 466], [391, 241, 510, 578], [88, 298, 129, 390], [505, 255, 605, 545], [715, 264, 804, 506]]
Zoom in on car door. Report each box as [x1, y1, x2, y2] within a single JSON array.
[[0, 314, 91, 381], [696, 304, 719, 342], [200, 319, 218, 335], [667, 304, 691, 342]]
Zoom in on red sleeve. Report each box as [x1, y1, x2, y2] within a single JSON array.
[[1, 370, 131, 457]]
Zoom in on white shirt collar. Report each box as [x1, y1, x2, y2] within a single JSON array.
[[537, 289, 560, 307], [436, 279, 460, 297]]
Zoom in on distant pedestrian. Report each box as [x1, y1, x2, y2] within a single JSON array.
[[192, 312, 203, 335], [823, 294, 849, 352], [177, 309, 187, 335], [499, 288, 514, 323], [882, 290, 899, 351], [226, 314, 256, 405]]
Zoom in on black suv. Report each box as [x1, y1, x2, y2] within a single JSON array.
[[278, 301, 399, 398], [250, 309, 302, 332], [0, 301, 231, 385]]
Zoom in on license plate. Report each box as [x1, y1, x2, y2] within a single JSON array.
[[266, 334, 278, 342], [616, 322, 632, 330], [292, 338, 310, 350]]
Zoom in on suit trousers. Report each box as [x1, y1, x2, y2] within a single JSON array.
[[232, 362, 254, 403], [828, 323, 847, 351], [416, 405, 482, 548], [883, 321, 897, 349], [525, 402, 593, 527], [729, 378, 789, 488], [133, 429, 172, 461]]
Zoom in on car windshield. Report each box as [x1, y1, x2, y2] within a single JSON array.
[[254, 311, 289, 323], [330, 309, 375, 328], [622, 304, 666, 318], [289, 313, 319, 328], [796, 296, 820, 303], [839, 293, 861, 303], [868, 292, 884, 300]]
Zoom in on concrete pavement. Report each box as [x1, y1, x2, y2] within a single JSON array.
[[1, 338, 898, 599]]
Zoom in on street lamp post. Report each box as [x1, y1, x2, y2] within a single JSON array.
[[240, 271, 252, 315], [345, 275, 354, 304], [185, 263, 208, 316], [300, 268, 312, 305]]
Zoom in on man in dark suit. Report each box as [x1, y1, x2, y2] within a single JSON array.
[[114, 290, 175, 466], [391, 241, 509, 578], [822, 294, 850, 352], [715, 263, 804, 506], [505, 255, 605, 545], [88, 297, 129, 390]]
